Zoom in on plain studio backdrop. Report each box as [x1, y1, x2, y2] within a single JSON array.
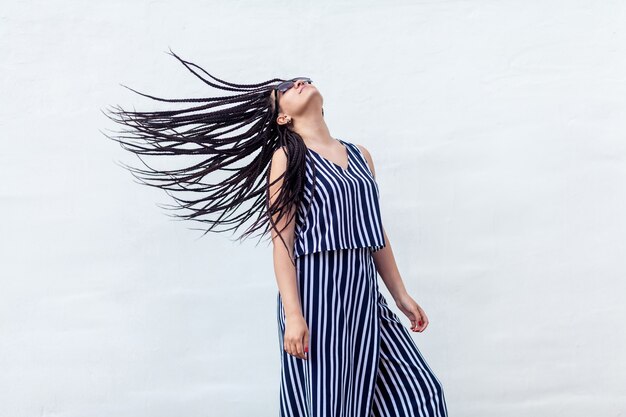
[[1, 1, 625, 416]]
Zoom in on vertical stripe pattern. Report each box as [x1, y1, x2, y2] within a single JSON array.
[[277, 139, 448, 417], [293, 139, 386, 258]]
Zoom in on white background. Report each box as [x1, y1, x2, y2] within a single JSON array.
[[1, 1, 625, 416]]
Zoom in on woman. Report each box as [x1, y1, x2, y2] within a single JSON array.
[[103, 49, 448, 416]]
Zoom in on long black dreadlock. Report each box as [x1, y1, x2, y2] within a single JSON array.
[[100, 48, 318, 266]]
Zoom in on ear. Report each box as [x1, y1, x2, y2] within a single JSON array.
[[276, 113, 291, 127]]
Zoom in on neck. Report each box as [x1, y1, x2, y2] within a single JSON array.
[[291, 108, 334, 146]]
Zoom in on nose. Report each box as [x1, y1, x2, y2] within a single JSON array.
[[295, 79, 308, 92]]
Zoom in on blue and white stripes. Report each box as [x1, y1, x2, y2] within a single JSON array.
[[277, 138, 449, 417], [293, 139, 386, 258]]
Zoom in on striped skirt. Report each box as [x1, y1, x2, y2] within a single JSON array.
[[276, 247, 449, 417]]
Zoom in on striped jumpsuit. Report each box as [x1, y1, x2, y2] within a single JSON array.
[[277, 138, 449, 417]]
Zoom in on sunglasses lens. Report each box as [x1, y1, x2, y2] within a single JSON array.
[[275, 78, 312, 93], [277, 81, 293, 92]]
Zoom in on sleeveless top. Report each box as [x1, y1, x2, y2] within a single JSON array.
[[293, 138, 386, 258]]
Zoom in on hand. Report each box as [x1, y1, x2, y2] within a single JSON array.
[[284, 314, 309, 360], [395, 293, 429, 332]]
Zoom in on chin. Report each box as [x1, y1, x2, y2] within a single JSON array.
[[305, 88, 322, 101]]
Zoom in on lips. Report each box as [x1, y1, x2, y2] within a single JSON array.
[[299, 85, 307, 93]]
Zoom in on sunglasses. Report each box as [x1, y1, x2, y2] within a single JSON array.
[[273, 77, 313, 113]]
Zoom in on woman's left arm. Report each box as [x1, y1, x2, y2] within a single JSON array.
[[356, 144, 429, 333]]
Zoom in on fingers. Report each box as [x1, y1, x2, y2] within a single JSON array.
[[285, 340, 299, 359], [419, 306, 429, 330], [284, 333, 309, 360], [410, 306, 429, 333], [410, 314, 423, 332], [295, 338, 305, 359], [287, 340, 305, 360]]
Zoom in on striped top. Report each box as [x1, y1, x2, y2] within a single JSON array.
[[293, 138, 386, 258]]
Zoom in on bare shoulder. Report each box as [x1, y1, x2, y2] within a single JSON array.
[[271, 145, 288, 161], [269, 146, 288, 176], [355, 143, 376, 178]]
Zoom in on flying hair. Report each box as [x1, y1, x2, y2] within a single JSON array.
[[100, 47, 319, 266]]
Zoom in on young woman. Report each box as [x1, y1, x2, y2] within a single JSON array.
[[103, 49, 449, 417]]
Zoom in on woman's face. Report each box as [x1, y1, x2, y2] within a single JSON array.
[[274, 78, 322, 121]]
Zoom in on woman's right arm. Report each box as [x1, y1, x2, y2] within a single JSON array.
[[269, 147, 309, 360]]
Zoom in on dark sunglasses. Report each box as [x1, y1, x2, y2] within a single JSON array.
[[273, 77, 313, 114], [275, 77, 313, 94]]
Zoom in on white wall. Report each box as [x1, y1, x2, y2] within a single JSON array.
[[1, 1, 625, 416]]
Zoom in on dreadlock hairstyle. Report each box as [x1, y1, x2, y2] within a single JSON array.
[[100, 48, 320, 267]]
